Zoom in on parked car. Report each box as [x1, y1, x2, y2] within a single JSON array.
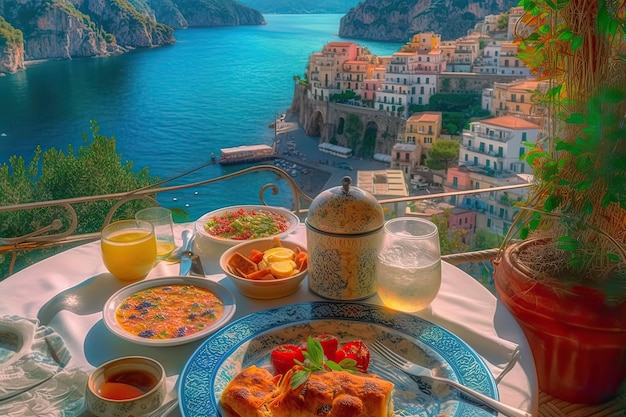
[[337, 162, 354, 171]]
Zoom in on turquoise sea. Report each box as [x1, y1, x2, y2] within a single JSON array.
[[0, 14, 402, 219]]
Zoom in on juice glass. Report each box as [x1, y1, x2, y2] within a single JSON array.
[[135, 207, 176, 260], [101, 220, 157, 281], [376, 217, 441, 313]]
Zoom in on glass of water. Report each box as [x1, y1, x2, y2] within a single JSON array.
[[376, 217, 442, 313]]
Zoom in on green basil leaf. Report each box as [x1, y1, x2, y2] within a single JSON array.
[[290, 370, 310, 390]]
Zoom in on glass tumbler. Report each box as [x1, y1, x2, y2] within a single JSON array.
[[376, 217, 442, 313], [101, 220, 157, 281], [135, 207, 176, 260]]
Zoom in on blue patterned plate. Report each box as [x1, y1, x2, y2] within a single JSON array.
[[178, 302, 498, 417]]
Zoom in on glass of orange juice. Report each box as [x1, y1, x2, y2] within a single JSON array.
[[101, 220, 157, 281]]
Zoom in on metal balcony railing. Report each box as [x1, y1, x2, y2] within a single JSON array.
[[0, 164, 530, 276]]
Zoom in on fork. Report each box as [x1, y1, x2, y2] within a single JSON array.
[[370, 340, 532, 417]]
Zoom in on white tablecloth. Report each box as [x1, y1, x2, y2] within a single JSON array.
[[0, 223, 538, 416]]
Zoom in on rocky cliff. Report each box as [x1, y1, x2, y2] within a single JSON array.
[[237, 0, 359, 14], [339, 0, 518, 42], [149, 0, 265, 30], [0, 0, 265, 74]]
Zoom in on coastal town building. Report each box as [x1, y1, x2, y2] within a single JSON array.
[[491, 79, 545, 121], [376, 33, 445, 117], [405, 112, 442, 152], [306, 41, 374, 102], [391, 111, 442, 176], [499, 42, 530, 76], [460, 115, 539, 174], [474, 39, 502, 74], [444, 165, 530, 235]]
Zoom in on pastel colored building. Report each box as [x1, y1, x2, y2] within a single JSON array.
[[460, 115, 539, 174]]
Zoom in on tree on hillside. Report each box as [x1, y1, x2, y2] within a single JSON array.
[[427, 140, 460, 172], [431, 208, 468, 255]]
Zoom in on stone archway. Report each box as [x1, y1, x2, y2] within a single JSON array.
[[361, 120, 378, 158], [307, 110, 324, 137]]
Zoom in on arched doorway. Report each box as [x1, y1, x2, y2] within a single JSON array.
[[361, 121, 378, 158]]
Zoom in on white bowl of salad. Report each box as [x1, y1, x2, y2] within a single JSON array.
[[194, 205, 300, 246]]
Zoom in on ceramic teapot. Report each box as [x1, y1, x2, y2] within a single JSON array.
[[305, 176, 384, 300]]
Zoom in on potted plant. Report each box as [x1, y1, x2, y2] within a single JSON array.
[[492, 0, 626, 405]]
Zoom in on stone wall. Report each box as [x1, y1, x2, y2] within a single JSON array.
[[290, 83, 405, 157]]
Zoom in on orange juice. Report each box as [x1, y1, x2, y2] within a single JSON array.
[[156, 241, 176, 259], [101, 226, 156, 281]]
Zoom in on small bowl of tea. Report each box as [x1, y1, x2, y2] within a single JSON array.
[[85, 356, 166, 417]]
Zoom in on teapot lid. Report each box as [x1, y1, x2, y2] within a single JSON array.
[[306, 176, 384, 234]]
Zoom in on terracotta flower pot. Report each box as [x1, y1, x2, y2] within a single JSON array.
[[493, 239, 626, 404]]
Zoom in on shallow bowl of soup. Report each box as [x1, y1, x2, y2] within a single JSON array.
[[195, 205, 299, 247], [219, 238, 308, 299], [102, 276, 236, 346], [85, 356, 166, 417]]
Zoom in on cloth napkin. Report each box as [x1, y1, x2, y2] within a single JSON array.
[[421, 290, 521, 383], [0, 316, 90, 416], [0, 368, 88, 417], [0, 316, 72, 401]]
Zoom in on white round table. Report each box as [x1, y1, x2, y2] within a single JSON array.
[[0, 223, 538, 416]]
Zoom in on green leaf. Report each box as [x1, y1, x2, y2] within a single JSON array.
[[306, 336, 324, 365], [557, 29, 573, 40], [529, 218, 540, 231], [290, 370, 311, 389], [325, 361, 343, 371], [607, 253, 620, 262], [571, 35, 583, 51], [337, 358, 358, 370], [557, 236, 579, 252], [520, 226, 530, 239]]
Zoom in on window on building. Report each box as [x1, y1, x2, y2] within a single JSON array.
[[473, 156, 478, 165], [464, 154, 468, 161], [498, 146, 503, 157], [452, 177, 458, 186], [511, 93, 516, 102]]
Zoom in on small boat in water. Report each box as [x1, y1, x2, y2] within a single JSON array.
[[218, 144, 276, 165]]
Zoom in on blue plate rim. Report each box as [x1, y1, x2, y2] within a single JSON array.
[[177, 301, 498, 417]]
